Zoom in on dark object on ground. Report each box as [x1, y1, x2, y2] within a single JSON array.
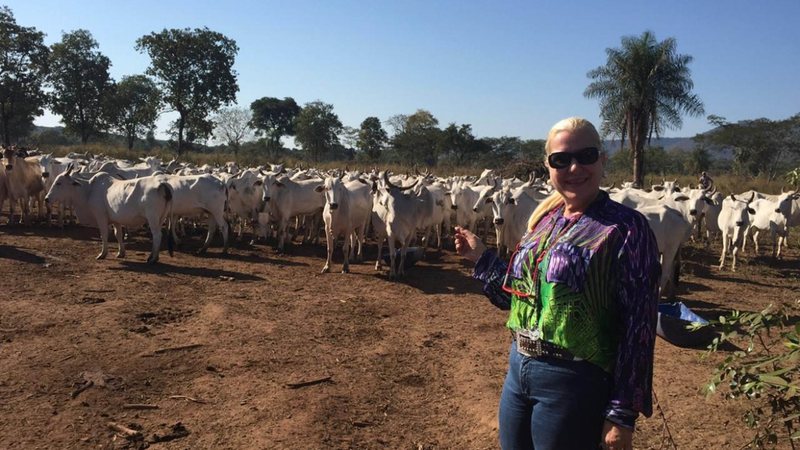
[[656, 302, 718, 348]]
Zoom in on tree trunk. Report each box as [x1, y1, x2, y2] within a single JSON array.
[[177, 114, 186, 156]]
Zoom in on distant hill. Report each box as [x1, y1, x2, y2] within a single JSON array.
[[603, 136, 696, 154]]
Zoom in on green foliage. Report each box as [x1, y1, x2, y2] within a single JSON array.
[[704, 304, 800, 448], [437, 123, 484, 166], [356, 116, 387, 161], [0, 6, 49, 146], [387, 109, 441, 166], [585, 30, 704, 187], [249, 96, 300, 147], [293, 100, 342, 162], [105, 75, 162, 150], [697, 114, 800, 179], [136, 27, 239, 155], [787, 168, 800, 189], [48, 29, 112, 144]]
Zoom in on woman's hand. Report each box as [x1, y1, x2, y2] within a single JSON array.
[[600, 420, 633, 450], [453, 226, 486, 263]]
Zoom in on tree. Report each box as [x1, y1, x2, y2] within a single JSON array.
[[293, 101, 342, 162], [105, 75, 162, 150], [698, 114, 800, 179], [388, 109, 440, 165], [585, 31, 704, 187], [249, 96, 300, 150], [0, 7, 49, 146], [48, 29, 112, 144], [136, 27, 239, 155], [211, 106, 253, 154], [437, 123, 480, 166], [357, 116, 387, 161]]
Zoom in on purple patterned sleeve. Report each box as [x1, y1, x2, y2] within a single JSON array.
[[606, 212, 660, 420], [471, 249, 512, 310]]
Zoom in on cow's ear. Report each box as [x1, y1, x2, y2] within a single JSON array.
[[674, 195, 689, 202], [652, 186, 664, 191], [703, 197, 714, 205], [508, 197, 517, 205], [314, 185, 324, 192]]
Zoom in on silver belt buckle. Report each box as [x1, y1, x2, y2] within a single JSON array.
[[529, 328, 541, 341]]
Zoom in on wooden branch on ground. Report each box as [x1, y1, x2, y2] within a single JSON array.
[[70, 380, 93, 399], [122, 403, 159, 410], [107, 422, 142, 440], [285, 376, 332, 389], [168, 395, 207, 404], [140, 343, 203, 357]]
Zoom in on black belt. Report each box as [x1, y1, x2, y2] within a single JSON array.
[[511, 329, 581, 361]]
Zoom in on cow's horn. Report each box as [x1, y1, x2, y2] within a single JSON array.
[[383, 171, 417, 191]]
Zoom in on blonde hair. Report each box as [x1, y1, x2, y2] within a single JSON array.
[[525, 117, 602, 230]]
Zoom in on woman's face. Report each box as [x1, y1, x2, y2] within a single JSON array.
[[546, 128, 605, 212]]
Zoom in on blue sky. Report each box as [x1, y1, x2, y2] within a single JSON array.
[[6, 0, 800, 141]]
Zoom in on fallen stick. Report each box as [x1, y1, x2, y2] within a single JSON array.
[[285, 376, 332, 389], [141, 343, 203, 357], [168, 395, 207, 404], [84, 289, 115, 293], [70, 380, 93, 399], [107, 422, 142, 440], [122, 403, 159, 410]]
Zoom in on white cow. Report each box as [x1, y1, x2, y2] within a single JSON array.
[[637, 204, 693, 298], [267, 175, 325, 252], [742, 191, 799, 258], [226, 169, 266, 239], [717, 193, 756, 271], [316, 174, 371, 273], [45, 169, 174, 264], [485, 189, 542, 256], [153, 173, 230, 254], [2, 146, 45, 223]]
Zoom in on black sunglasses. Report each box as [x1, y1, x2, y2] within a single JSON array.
[[547, 147, 600, 170]]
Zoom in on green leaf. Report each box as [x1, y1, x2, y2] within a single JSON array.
[[759, 375, 789, 387]]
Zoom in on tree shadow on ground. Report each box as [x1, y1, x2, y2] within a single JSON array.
[[0, 245, 46, 264], [111, 260, 265, 281]]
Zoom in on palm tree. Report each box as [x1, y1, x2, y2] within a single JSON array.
[[585, 31, 704, 187]]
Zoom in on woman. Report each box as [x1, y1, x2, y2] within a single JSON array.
[[455, 117, 660, 450]]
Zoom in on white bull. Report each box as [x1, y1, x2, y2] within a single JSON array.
[[45, 169, 174, 264]]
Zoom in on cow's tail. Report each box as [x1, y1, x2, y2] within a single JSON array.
[[159, 182, 175, 257]]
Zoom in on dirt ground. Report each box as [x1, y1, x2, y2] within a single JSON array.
[[1, 221, 799, 450]]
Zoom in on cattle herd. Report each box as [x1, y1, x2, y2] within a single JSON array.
[[1, 145, 799, 297]]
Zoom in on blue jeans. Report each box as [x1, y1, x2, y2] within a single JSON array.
[[499, 341, 611, 450]]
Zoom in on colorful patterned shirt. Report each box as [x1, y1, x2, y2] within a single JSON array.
[[473, 190, 660, 424]]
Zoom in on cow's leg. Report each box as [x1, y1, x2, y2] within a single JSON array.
[[277, 219, 287, 252], [97, 219, 110, 260], [113, 225, 126, 258], [146, 216, 163, 264], [398, 240, 409, 277], [322, 226, 333, 273], [341, 230, 351, 273], [219, 214, 230, 254], [752, 230, 760, 255], [198, 216, 216, 254], [375, 237, 384, 270], [388, 236, 397, 279], [718, 233, 728, 270]]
